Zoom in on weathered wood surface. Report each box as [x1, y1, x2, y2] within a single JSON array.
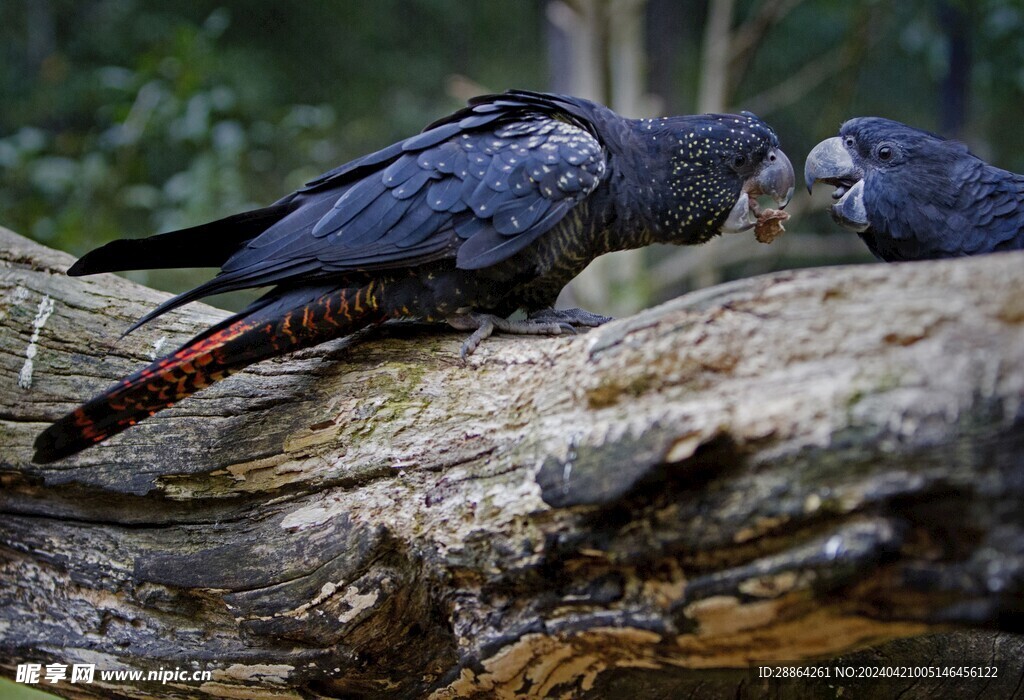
[[1, 225, 1023, 699]]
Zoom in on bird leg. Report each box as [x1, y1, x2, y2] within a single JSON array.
[[448, 312, 582, 360]]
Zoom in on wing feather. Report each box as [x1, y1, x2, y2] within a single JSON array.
[[426, 177, 464, 211], [456, 200, 574, 270], [311, 179, 387, 237], [136, 93, 609, 331], [382, 153, 424, 186], [492, 196, 552, 235]]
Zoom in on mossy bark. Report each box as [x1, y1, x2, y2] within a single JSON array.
[[1, 227, 1022, 698]]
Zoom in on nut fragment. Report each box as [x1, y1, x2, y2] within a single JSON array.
[[754, 208, 790, 244]]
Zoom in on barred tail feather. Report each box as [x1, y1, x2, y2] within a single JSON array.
[[33, 283, 384, 463]]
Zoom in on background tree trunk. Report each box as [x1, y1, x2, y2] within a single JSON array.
[[1, 226, 1023, 699], [544, 0, 654, 318]]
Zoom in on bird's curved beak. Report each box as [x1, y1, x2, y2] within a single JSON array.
[[721, 147, 795, 233], [751, 147, 796, 208], [804, 137, 869, 232]]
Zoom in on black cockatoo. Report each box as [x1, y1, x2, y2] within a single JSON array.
[[34, 90, 794, 463], [805, 117, 1024, 261]]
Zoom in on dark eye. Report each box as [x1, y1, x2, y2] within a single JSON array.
[[877, 145, 893, 161], [732, 154, 747, 168], [844, 136, 855, 148]]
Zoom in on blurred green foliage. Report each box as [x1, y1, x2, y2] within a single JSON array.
[[0, 677, 58, 699], [0, 0, 546, 300], [2, 0, 1023, 310]]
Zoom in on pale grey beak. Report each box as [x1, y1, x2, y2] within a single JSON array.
[[752, 147, 795, 208], [831, 179, 869, 232], [721, 146, 795, 233], [721, 192, 757, 233], [805, 137, 869, 232]]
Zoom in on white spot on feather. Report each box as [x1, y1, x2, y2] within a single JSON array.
[[18, 294, 55, 390]]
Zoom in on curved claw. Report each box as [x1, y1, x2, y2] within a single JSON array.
[[459, 317, 495, 360]]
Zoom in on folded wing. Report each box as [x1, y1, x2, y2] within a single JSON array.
[[124, 92, 609, 331]]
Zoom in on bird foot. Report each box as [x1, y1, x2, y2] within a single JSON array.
[[527, 307, 613, 328], [448, 308, 613, 360], [448, 312, 582, 360]]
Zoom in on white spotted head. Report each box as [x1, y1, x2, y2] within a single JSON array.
[[640, 111, 793, 243]]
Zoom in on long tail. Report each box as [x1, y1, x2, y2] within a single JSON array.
[[66, 201, 297, 276], [33, 283, 386, 463]]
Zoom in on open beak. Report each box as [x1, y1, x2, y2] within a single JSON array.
[[804, 137, 869, 232], [722, 147, 795, 233]]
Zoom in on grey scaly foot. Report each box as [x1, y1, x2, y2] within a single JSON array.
[[448, 312, 577, 360], [527, 307, 613, 328]]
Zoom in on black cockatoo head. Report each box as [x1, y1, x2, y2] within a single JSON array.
[[642, 112, 795, 242], [804, 117, 1023, 260]]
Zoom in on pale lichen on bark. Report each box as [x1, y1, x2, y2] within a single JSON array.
[[16, 293, 55, 390]]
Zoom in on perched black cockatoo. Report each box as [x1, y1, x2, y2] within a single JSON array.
[[34, 90, 794, 463], [805, 117, 1024, 261]]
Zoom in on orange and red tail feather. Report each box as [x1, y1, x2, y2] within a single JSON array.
[[33, 284, 385, 463]]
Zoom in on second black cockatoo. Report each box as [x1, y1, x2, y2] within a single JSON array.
[[805, 117, 1024, 261], [34, 90, 794, 463]]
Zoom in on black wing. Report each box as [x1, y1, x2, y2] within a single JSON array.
[[127, 92, 609, 330]]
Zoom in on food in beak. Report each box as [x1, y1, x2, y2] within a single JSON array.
[[754, 208, 790, 243], [722, 146, 795, 241]]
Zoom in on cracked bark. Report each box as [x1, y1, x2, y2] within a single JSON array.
[[1, 225, 1023, 699]]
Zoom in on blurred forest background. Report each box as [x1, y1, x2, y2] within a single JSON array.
[[3, 0, 1023, 316]]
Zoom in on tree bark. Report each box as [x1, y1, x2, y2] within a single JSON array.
[[1, 225, 1023, 699]]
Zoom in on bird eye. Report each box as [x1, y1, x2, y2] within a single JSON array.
[[877, 145, 893, 161], [844, 137, 855, 148], [732, 154, 747, 168]]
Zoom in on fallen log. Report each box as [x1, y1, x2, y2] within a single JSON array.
[[1, 226, 1022, 698]]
